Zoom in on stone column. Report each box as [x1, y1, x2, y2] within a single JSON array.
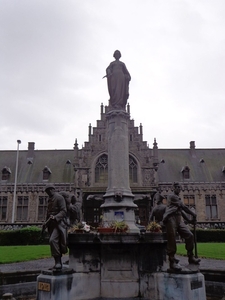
[[101, 110, 139, 232]]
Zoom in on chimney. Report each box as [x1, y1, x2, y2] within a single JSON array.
[[190, 141, 196, 158], [190, 141, 195, 149], [27, 142, 35, 162]]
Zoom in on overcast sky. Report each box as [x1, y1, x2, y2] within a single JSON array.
[[1, 0, 225, 151]]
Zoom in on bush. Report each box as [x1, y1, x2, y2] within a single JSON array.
[[0, 226, 48, 246]]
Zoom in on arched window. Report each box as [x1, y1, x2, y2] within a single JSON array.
[[129, 156, 137, 183], [95, 154, 138, 184], [95, 154, 108, 183]]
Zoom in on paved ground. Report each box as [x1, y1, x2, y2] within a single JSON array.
[[0, 255, 69, 273], [0, 255, 224, 300], [0, 254, 225, 273], [176, 255, 225, 271]]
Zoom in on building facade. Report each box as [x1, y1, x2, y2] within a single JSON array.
[[0, 104, 225, 228]]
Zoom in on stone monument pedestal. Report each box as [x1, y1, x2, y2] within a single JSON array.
[[37, 232, 166, 300], [36, 233, 206, 300], [36, 268, 74, 300], [101, 109, 139, 233], [141, 271, 206, 300]]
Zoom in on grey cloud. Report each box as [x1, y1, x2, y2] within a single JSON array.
[[1, 0, 225, 150]]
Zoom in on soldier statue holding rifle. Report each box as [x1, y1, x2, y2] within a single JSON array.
[[42, 184, 67, 270], [163, 182, 200, 271]]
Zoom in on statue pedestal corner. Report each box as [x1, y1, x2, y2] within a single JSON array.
[[140, 271, 206, 300]]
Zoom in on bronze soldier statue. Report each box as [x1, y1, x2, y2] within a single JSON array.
[[59, 191, 82, 226], [71, 190, 83, 224], [163, 182, 200, 271], [44, 185, 67, 270], [149, 189, 166, 224]]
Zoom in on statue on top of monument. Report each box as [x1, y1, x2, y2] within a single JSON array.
[[104, 50, 131, 110]]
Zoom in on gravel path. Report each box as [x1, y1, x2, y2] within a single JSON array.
[[0, 255, 69, 273], [177, 255, 225, 271], [0, 254, 225, 273]]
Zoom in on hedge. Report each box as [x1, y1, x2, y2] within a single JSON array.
[[0, 227, 224, 245], [0, 226, 48, 246], [192, 229, 225, 243]]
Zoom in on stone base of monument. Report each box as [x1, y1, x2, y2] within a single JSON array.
[[100, 205, 140, 233], [36, 233, 206, 300], [37, 267, 99, 300], [140, 271, 206, 300]]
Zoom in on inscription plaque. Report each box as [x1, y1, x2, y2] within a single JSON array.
[[38, 281, 51, 292], [191, 280, 202, 290]]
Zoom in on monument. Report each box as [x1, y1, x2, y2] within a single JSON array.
[[101, 50, 139, 232], [36, 51, 206, 300]]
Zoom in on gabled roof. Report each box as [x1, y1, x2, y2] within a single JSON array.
[[0, 149, 74, 184], [157, 148, 225, 183]]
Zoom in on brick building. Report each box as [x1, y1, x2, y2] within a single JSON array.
[[0, 104, 225, 228]]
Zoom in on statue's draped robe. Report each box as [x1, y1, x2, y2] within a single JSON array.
[[106, 60, 131, 109]]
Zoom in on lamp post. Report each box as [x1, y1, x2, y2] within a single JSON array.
[[12, 140, 21, 223]]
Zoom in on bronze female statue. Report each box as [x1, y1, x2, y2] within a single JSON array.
[[105, 50, 131, 110]]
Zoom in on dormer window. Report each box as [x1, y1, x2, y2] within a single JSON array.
[[181, 166, 190, 179], [27, 159, 33, 165], [42, 166, 52, 180], [2, 167, 11, 180]]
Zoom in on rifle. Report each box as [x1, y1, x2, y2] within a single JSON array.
[[193, 216, 198, 258], [41, 216, 54, 237]]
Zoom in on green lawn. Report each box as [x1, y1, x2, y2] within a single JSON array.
[[177, 243, 225, 260], [0, 245, 51, 264], [1, 243, 225, 264]]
